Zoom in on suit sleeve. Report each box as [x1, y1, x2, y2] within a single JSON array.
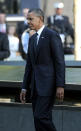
[[51, 32, 65, 88], [0, 34, 10, 60], [22, 38, 32, 90]]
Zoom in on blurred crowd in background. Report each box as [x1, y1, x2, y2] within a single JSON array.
[[0, 2, 74, 61]]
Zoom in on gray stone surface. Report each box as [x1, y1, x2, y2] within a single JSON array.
[[53, 110, 63, 131], [0, 103, 81, 131], [63, 110, 81, 131]]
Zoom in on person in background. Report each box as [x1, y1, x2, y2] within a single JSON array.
[[21, 28, 35, 59], [0, 32, 10, 60], [16, 8, 29, 60], [0, 10, 7, 33], [47, 2, 74, 50], [16, 8, 29, 39], [7, 25, 22, 61]]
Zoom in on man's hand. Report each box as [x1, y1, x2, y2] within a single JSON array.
[[56, 87, 64, 102], [20, 89, 27, 104]]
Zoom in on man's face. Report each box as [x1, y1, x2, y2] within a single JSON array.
[[56, 8, 63, 15], [27, 12, 42, 31], [8, 26, 16, 35]]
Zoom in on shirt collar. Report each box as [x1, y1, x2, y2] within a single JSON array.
[[55, 15, 64, 20], [37, 25, 45, 36]]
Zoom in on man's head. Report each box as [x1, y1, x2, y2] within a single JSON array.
[[23, 8, 29, 18], [53, 2, 64, 15], [27, 8, 44, 31], [0, 10, 6, 24]]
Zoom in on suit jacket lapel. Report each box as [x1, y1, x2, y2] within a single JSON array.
[[35, 27, 46, 60]]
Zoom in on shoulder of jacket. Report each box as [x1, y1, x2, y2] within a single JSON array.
[[23, 28, 30, 33], [48, 15, 54, 20], [22, 29, 30, 37], [45, 27, 58, 36], [0, 32, 7, 37], [63, 15, 69, 19]]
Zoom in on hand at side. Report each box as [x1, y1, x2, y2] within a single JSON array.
[[56, 87, 64, 102], [20, 89, 27, 104]]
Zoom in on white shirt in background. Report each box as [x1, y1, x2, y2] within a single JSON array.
[[7, 35, 19, 60]]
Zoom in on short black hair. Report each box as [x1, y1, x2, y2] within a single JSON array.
[[28, 8, 44, 22]]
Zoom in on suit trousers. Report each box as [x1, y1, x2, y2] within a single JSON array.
[[32, 87, 57, 131]]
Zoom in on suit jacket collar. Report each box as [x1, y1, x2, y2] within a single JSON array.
[[37, 25, 45, 38]]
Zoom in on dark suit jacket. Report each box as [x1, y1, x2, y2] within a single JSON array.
[[22, 27, 65, 96], [0, 32, 10, 60], [16, 21, 29, 60]]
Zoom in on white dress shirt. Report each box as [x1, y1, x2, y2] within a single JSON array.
[[36, 25, 45, 44], [7, 35, 19, 60]]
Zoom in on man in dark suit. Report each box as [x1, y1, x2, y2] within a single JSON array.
[[0, 10, 7, 33], [16, 8, 29, 59], [16, 8, 29, 39], [20, 8, 65, 131], [0, 32, 10, 60]]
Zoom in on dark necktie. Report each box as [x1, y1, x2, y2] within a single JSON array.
[[34, 33, 38, 50], [34, 32, 38, 44], [34, 33, 38, 58]]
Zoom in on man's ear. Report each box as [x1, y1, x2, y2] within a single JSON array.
[[40, 16, 43, 22]]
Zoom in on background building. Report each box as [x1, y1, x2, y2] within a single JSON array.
[[0, 0, 74, 24], [41, 0, 74, 25]]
